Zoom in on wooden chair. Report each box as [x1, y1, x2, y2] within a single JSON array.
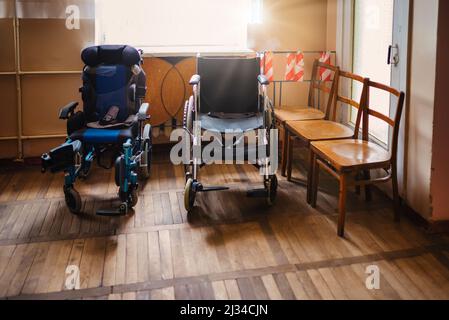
[[275, 60, 339, 176], [309, 79, 405, 237], [284, 71, 367, 204]]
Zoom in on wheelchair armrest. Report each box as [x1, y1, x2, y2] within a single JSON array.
[[59, 102, 79, 120], [258, 75, 270, 86], [137, 103, 150, 121], [189, 74, 201, 86]]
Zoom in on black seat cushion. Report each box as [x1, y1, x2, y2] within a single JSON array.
[[199, 113, 264, 133]]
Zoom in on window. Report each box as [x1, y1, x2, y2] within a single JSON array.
[[95, 0, 255, 53], [351, 0, 394, 145]]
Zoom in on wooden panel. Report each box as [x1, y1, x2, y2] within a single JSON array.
[[0, 140, 18, 159], [19, 19, 94, 71], [21, 74, 82, 136], [0, 75, 17, 136], [143, 58, 174, 126], [143, 57, 194, 127], [0, 19, 15, 72], [22, 137, 66, 158]]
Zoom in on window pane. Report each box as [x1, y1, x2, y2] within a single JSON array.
[[95, 0, 251, 52], [352, 0, 393, 144]]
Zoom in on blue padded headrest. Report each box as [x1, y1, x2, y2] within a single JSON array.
[[81, 45, 141, 67]]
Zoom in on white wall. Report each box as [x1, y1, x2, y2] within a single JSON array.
[[406, 0, 439, 218]]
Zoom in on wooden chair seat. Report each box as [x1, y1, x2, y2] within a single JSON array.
[[311, 139, 391, 172], [275, 106, 325, 123], [286, 120, 354, 143]]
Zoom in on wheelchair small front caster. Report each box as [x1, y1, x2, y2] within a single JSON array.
[[119, 203, 128, 215], [184, 178, 196, 212], [265, 175, 278, 206], [119, 187, 138, 208], [64, 186, 82, 214]]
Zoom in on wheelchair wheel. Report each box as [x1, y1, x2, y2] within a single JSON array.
[[139, 124, 152, 180], [184, 164, 193, 183], [183, 99, 194, 133], [64, 186, 82, 214], [119, 187, 138, 208], [265, 175, 278, 206], [139, 139, 152, 179], [184, 178, 196, 212]]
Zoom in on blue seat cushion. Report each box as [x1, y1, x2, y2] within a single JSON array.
[[70, 126, 137, 145]]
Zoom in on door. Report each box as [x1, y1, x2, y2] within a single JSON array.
[[351, 0, 410, 195]]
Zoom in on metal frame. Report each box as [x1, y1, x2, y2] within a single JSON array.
[[260, 50, 337, 108], [0, 4, 81, 160]]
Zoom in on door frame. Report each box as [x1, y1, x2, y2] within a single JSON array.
[[335, 0, 412, 197]]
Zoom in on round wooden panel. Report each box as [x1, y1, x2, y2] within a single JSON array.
[[173, 58, 195, 122], [142, 58, 172, 126], [161, 67, 185, 118]]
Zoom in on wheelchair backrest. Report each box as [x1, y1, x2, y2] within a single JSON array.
[[80, 45, 147, 123], [197, 57, 260, 114]]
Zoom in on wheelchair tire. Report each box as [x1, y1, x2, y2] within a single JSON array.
[[119, 187, 138, 208], [64, 186, 82, 214], [139, 124, 152, 180], [115, 156, 124, 187], [265, 175, 278, 206], [183, 99, 194, 133], [184, 178, 196, 212], [139, 140, 152, 180]]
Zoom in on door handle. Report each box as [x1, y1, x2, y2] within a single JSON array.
[[388, 44, 399, 66]]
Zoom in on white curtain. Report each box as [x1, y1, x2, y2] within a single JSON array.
[[95, 0, 251, 51]]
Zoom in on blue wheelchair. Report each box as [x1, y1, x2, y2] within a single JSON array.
[[41, 45, 152, 216]]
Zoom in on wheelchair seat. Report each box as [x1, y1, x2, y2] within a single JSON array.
[[199, 113, 264, 133], [69, 125, 138, 145]]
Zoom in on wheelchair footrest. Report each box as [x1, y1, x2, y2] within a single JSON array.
[[96, 203, 128, 217], [247, 188, 269, 198], [199, 186, 230, 193]]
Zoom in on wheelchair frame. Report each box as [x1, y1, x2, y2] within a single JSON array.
[[41, 45, 152, 216], [182, 57, 278, 213]]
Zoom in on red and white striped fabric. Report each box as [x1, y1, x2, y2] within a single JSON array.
[[319, 51, 333, 81], [285, 51, 305, 82], [260, 51, 274, 82]]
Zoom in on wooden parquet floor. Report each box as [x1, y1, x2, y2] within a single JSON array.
[[0, 148, 448, 300]]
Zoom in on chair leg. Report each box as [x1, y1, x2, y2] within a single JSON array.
[[364, 170, 372, 202], [306, 150, 314, 204], [287, 135, 294, 182], [355, 172, 361, 195], [337, 174, 348, 237], [311, 154, 319, 208], [392, 165, 401, 222], [281, 125, 288, 177]]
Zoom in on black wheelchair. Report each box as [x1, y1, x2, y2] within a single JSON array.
[[182, 56, 278, 213], [41, 45, 152, 216]]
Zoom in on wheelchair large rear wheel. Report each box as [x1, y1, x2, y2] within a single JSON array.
[[184, 178, 196, 212], [64, 186, 82, 214]]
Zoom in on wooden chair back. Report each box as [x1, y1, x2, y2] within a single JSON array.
[[355, 79, 405, 161], [330, 71, 367, 125], [308, 60, 339, 119]]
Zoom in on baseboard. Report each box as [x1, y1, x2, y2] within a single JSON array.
[[400, 198, 449, 234], [428, 220, 449, 234]]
